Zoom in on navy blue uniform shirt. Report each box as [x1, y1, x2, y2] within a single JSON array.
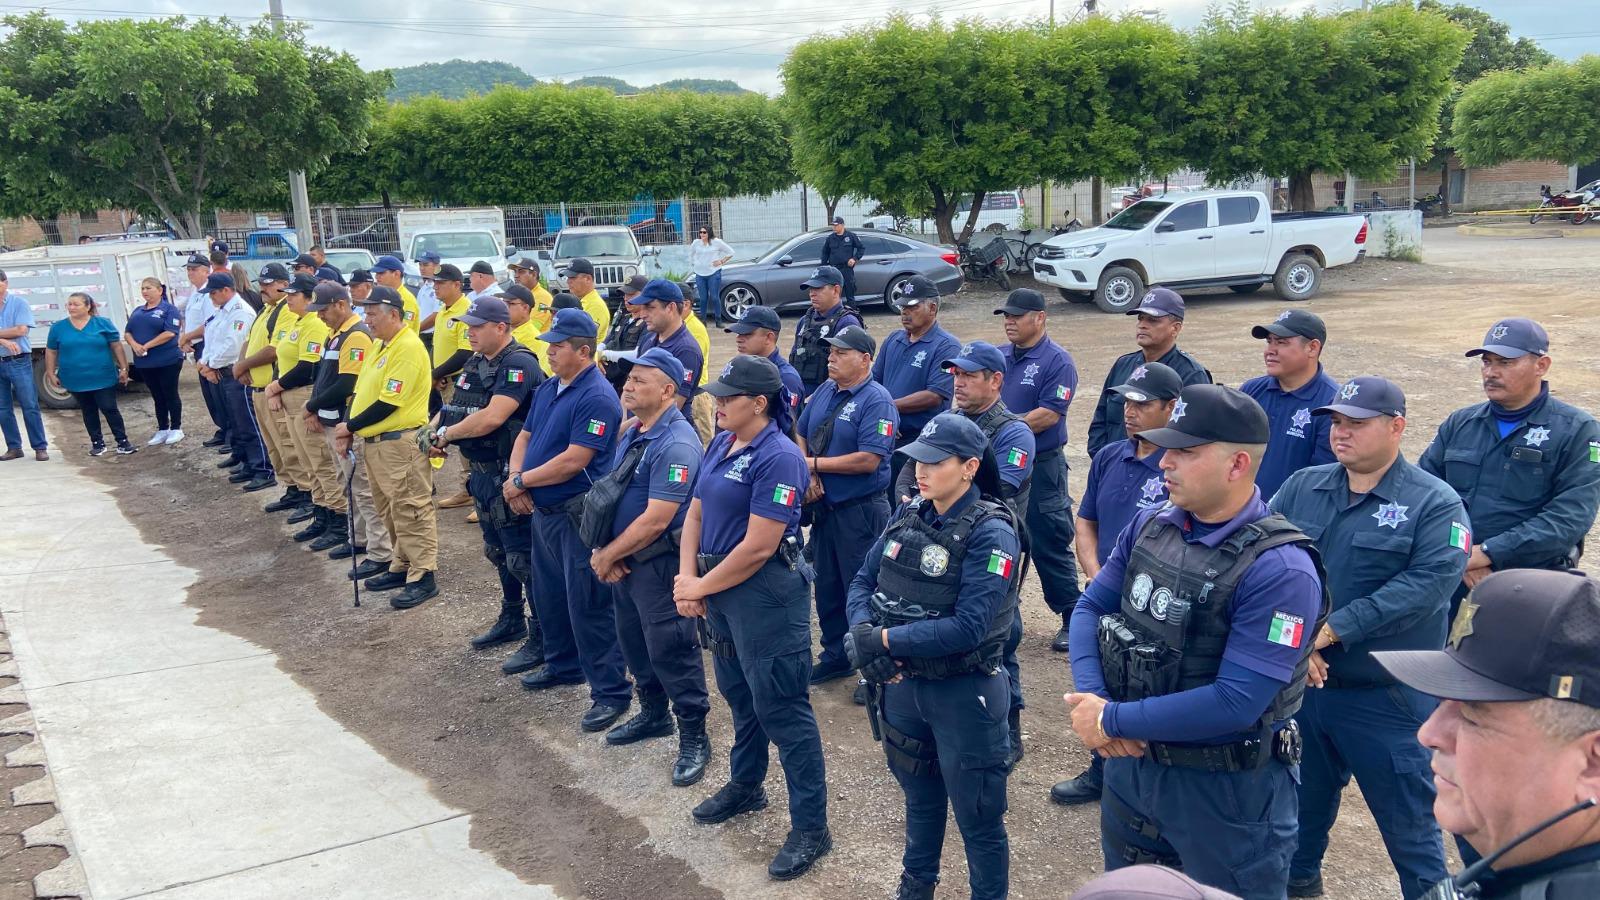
[[1000, 335, 1078, 453], [1271, 456, 1469, 686], [769, 350, 804, 410], [820, 231, 865, 270], [519, 363, 622, 507], [637, 323, 704, 401], [1079, 438, 1168, 564], [124, 300, 185, 368], [611, 403, 703, 539], [694, 419, 810, 555], [1088, 346, 1211, 457], [872, 324, 962, 435], [797, 377, 899, 502], [1241, 367, 1339, 499]]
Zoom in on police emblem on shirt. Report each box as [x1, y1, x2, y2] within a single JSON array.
[[1151, 587, 1174, 621], [911, 350, 927, 369], [1139, 476, 1167, 506], [1021, 362, 1040, 386], [1525, 426, 1551, 447], [724, 453, 752, 482], [1372, 501, 1409, 529], [920, 544, 950, 577], [1130, 573, 1154, 612], [839, 400, 856, 422], [1288, 407, 1312, 438]]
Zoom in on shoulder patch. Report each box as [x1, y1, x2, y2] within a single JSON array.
[[1267, 611, 1304, 648]]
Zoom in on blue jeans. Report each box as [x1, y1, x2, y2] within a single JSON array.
[[694, 271, 723, 321], [0, 355, 47, 450]]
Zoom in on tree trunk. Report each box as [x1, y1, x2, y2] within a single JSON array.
[[1288, 172, 1317, 212], [823, 195, 841, 225], [931, 185, 957, 245], [34, 216, 64, 246], [1091, 176, 1104, 224], [1437, 162, 1451, 215]]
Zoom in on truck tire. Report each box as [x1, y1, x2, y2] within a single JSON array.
[[1228, 283, 1264, 295], [1057, 288, 1093, 304], [33, 354, 76, 409], [1094, 266, 1145, 314], [1273, 254, 1321, 302]]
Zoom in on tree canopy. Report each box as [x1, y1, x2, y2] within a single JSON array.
[[384, 59, 536, 101], [1452, 56, 1600, 168]]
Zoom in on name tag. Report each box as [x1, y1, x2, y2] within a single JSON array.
[[322, 350, 339, 360]]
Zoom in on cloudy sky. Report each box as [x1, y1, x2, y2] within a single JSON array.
[[11, 0, 1588, 93]]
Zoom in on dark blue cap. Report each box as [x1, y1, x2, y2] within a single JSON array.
[[630, 347, 687, 388], [416, 250, 442, 265], [286, 273, 318, 295], [1128, 286, 1185, 320], [897, 413, 987, 464], [628, 278, 685, 306], [315, 265, 346, 285], [548, 291, 582, 312], [895, 275, 941, 307], [209, 240, 229, 255], [704, 354, 784, 397], [566, 258, 595, 276], [257, 262, 291, 283], [1138, 384, 1269, 449], [459, 297, 511, 326], [308, 281, 350, 310], [1252, 309, 1326, 343], [1314, 376, 1406, 419], [354, 285, 403, 311], [292, 253, 318, 269], [942, 340, 1007, 374], [801, 265, 844, 288], [993, 288, 1046, 315], [185, 253, 209, 269], [372, 255, 405, 274], [725, 305, 781, 335], [1110, 361, 1184, 402], [823, 324, 875, 355], [539, 308, 598, 342], [197, 271, 235, 293], [1466, 317, 1549, 359], [348, 268, 373, 285]]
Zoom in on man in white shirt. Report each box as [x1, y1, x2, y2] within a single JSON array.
[[197, 272, 274, 491], [179, 253, 232, 449]]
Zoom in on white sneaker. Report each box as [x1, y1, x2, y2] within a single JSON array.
[[163, 429, 185, 445], [148, 430, 170, 446]]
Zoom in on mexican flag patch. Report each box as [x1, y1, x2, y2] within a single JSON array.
[[1267, 611, 1304, 648], [875, 419, 894, 438], [233, 320, 246, 331], [306, 341, 322, 354], [1589, 440, 1599, 463], [384, 378, 404, 393], [506, 369, 525, 384], [1449, 521, 1471, 553], [986, 550, 1014, 579], [884, 539, 902, 559], [666, 463, 689, 484], [585, 419, 606, 436], [1006, 447, 1028, 467], [772, 483, 797, 506], [1054, 385, 1071, 400], [348, 348, 365, 362]]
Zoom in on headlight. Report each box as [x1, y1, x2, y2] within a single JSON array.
[[624, 265, 637, 278], [1062, 243, 1106, 259]]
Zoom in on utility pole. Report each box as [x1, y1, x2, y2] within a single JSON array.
[[269, 0, 315, 252], [1085, 0, 1102, 226]]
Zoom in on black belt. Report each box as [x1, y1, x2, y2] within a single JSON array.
[[0, 354, 26, 362], [1036, 445, 1064, 460], [466, 458, 506, 475], [695, 549, 788, 577], [1148, 720, 1300, 772], [362, 428, 415, 444]]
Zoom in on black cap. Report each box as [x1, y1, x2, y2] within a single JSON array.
[[942, 341, 1007, 374], [185, 253, 209, 269], [209, 240, 229, 255], [566, 258, 595, 276], [354, 285, 404, 311], [500, 284, 535, 307], [1110, 361, 1184, 402], [308, 281, 350, 310], [895, 275, 941, 307], [257, 262, 291, 284], [315, 265, 346, 285], [1466, 317, 1549, 359], [1128, 286, 1185, 320], [286, 273, 318, 295], [1137, 384, 1269, 449], [1314, 376, 1406, 419], [197, 271, 235, 293], [725, 305, 781, 335], [431, 263, 464, 283], [459, 297, 511, 326], [509, 254, 541, 272], [800, 265, 843, 288], [1251, 309, 1326, 343], [1376, 569, 1600, 708], [547, 291, 581, 312], [704, 354, 784, 398], [823, 324, 875, 356], [0, 269, 6, 282], [993, 288, 1046, 315], [831, 216, 846, 226], [292, 253, 318, 269], [469, 260, 496, 277], [620, 274, 649, 295], [348, 268, 373, 285], [897, 413, 987, 464]]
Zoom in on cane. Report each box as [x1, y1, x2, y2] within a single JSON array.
[[344, 449, 361, 608]]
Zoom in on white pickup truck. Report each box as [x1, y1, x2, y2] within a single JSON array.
[[1030, 190, 1368, 313]]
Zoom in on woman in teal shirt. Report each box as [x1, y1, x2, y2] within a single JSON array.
[[45, 292, 135, 456]]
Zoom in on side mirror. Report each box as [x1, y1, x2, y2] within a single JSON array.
[[537, 249, 551, 261], [504, 245, 517, 258], [777, 255, 793, 267], [1155, 221, 1177, 233]]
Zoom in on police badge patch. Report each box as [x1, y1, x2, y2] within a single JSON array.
[[921, 544, 950, 577], [1130, 573, 1154, 612]]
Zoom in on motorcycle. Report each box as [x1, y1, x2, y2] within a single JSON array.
[[1531, 183, 1598, 225], [957, 238, 1010, 291]]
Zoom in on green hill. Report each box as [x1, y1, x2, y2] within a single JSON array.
[[385, 60, 536, 101]]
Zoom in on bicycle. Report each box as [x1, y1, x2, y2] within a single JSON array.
[[958, 238, 1011, 290], [999, 219, 1086, 273]]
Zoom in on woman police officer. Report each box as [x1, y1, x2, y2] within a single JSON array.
[[845, 411, 1023, 900], [672, 354, 833, 881]]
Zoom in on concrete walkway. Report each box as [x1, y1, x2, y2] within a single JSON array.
[[1, 423, 558, 899]]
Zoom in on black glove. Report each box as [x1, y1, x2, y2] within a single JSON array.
[[844, 622, 884, 670], [859, 654, 899, 685]]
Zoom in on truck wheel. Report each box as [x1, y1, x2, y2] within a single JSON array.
[[719, 283, 760, 320], [1057, 288, 1093, 304], [1094, 266, 1145, 313], [1273, 254, 1321, 302], [1228, 283, 1264, 295], [33, 355, 76, 409]]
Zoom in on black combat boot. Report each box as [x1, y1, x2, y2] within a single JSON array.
[[768, 827, 832, 880], [309, 512, 349, 551], [470, 600, 528, 650], [286, 500, 318, 525], [691, 781, 767, 825], [264, 486, 305, 513], [1006, 708, 1024, 769], [671, 714, 710, 787], [501, 619, 545, 674], [896, 872, 937, 900], [605, 692, 673, 746], [292, 505, 329, 542], [390, 571, 439, 609], [1050, 611, 1072, 652]]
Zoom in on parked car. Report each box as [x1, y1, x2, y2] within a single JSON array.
[[717, 230, 962, 319], [321, 248, 375, 278], [1030, 190, 1368, 313], [324, 218, 398, 254]]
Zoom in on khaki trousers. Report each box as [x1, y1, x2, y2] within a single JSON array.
[[258, 387, 308, 490], [691, 392, 714, 447], [282, 388, 341, 510], [363, 430, 438, 580], [251, 389, 291, 484], [324, 427, 392, 563]]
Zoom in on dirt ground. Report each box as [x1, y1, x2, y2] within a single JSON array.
[[47, 227, 1600, 899]]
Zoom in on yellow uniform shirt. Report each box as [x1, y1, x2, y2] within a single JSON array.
[[530, 283, 554, 329], [270, 308, 305, 381], [579, 288, 610, 339], [683, 311, 711, 386], [398, 285, 421, 333], [330, 317, 374, 377], [290, 312, 331, 370], [511, 320, 553, 376], [431, 295, 472, 368], [349, 327, 431, 437], [245, 300, 286, 388]]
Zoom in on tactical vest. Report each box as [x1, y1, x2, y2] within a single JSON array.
[[790, 303, 862, 387], [1500, 857, 1600, 900], [312, 318, 372, 424], [872, 496, 1020, 679], [971, 400, 1031, 517], [1102, 512, 1327, 729], [443, 341, 540, 463]]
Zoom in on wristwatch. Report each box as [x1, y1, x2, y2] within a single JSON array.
[[511, 471, 525, 491]]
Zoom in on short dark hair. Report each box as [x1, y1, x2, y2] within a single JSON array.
[[566, 336, 598, 359], [209, 250, 227, 266]]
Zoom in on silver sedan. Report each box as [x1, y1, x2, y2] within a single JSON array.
[[718, 230, 963, 319]]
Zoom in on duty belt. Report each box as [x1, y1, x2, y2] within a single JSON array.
[[1148, 720, 1301, 772], [696, 550, 780, 577], [362, 428, 415, 444], [467, 458, 506, 475]]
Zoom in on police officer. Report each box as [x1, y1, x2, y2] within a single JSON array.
[[1065, 384, 1326, 899], [179, 254, 230, 451], [509, 254, 554, 328], [197, 273, 275, 492], [591, 349, 712, 786], [1270, 377, 1466, 899], [335, 286, 439, 610], [674, 354, 831, 880], [820, 216, 865, 304], [848, 412, 1021, 900], [348, 268, 374, 303], [413, 249, 440, 354], [561, 258, 611, 337], [1052, 361, 1184, 808], [428, 297, 547, 671], [291, 253, 317, 277], [241, 265, 305, 516], [1374, 570, 1600, 900], [370, 256, 422, 334], [1087, 288, 1212, 458], [797, 325, 899, 685], [504, 309, 634, 732], [725, 305, 803, 416], [601, 275, 649, 394], [995, 287, 1083, 651], [630, 279, 704, 413], [789, 265, 863, 400], [501, 284, 552, 381], [1241, 310, 1339, 499], [874, 275, 962, 502], [265, 277, 340, 546], [1418, 318, 1600, 612]]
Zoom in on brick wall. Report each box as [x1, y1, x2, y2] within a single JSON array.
[[1462, 160, 1567, 211]]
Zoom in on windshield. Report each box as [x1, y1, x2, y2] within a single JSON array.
[[410, 231, 500, 260], [1103, 200, 1172, 231], [322, 250, 372, 274], [555, 232, 637, 259]]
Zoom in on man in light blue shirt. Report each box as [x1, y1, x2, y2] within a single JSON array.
[[0, 269, 48, 460]]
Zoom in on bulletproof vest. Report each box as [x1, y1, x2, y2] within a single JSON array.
[[1104, 512, 1327, 729], [312, 318, 372, 423], [790, 303, 862, 386], [872, 496, 1020, 679], [444, 341, 540, 463], [971, 400, 1031, 518], [1513, 858, 1600, 900]]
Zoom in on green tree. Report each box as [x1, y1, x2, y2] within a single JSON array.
[[385, 59, 535, 101], [0, 13, 387, 237], [1452, 57, 1600, 168]]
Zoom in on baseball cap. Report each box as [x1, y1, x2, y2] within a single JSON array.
[[430, 263, 464, 283], [628, 278, 685, 306], [823, 324, 875, 356], [469, 260, 495, 277], [538, 308, 598, 342], [1375, 569, 1600, 707], [1466, 317, 1549, 359], [286, 273, 318, 295], [725, 305, 781, 335], [1314, 376, 1406, 419], [704, 354, 784, 398], [416, 250, 442, 265], [348, 268, 373, 285], [458, 297, 510, 326], [292, 253, 318, 269], [895, 275, 941, 307], [354, 285, 403, 311], [1137, 384, 1269, 449], [371, 255, 405, 274], [509, 254, 541, 272], [566, 258, 595, 277], [500, 284, 535, 307], [619, 274, 648, 295], [942, 340, 1007, 374], [315, 265, 346, 285], [630, 347, 687, 388], [800, 265, 844, 288], [1070, 865, 1241, 900], [1128, 287, 1185, 320], [1251, 309, 1326, 343], [197, 272, 235, 293], [897, 413, 986, 464], [548, 292, 582, 312], [1110, 361, 1184, 402], [831, 216, 846, 225], [994, 288, 1046, 315], [209, 240, 229, 255], [0, 269, 6, 282], [257, 262, 291, 284], [308, 281, 350, 310], [185, 253, 209, 269]]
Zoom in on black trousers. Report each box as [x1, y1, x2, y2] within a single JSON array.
[[613, 554, 711, 719], [139, 362, 183, 430], [69, 386, 127, 446]]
